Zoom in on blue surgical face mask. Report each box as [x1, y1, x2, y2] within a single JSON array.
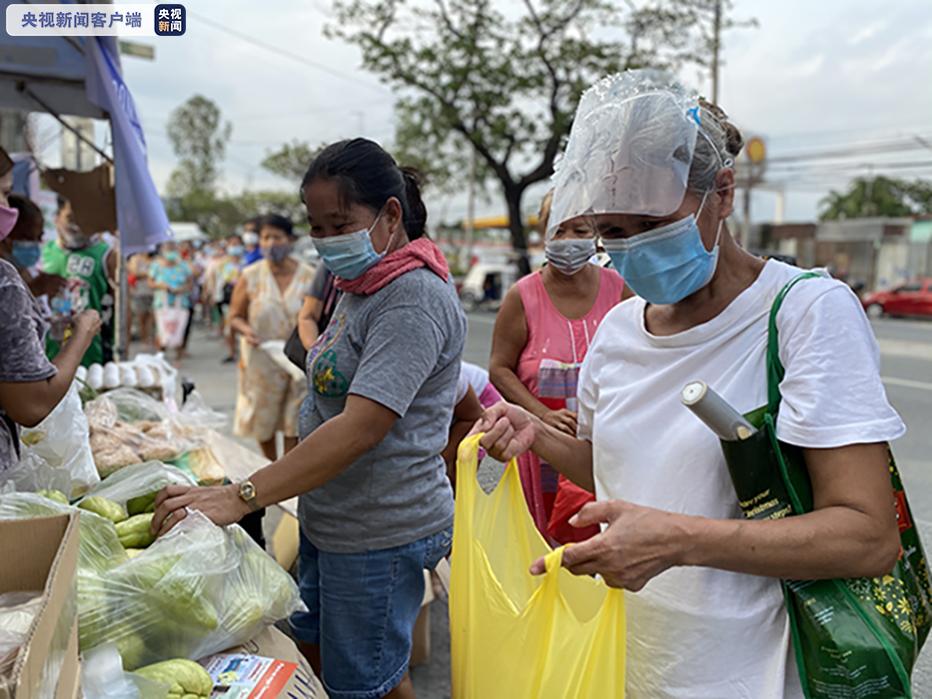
[[602, 194, 722, 305], [545, 238, 597, 275], [262, 243, 292, 264], [11, 240, 41, 269], [312, 211, 389, 280]]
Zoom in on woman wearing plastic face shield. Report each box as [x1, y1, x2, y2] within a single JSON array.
[[489, 191, 630, 543], [475, 72, 905, 698]]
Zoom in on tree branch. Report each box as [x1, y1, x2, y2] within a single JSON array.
[[435, 0, 465, 41]]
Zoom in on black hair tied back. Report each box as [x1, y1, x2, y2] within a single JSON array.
[[300, 138, 428, 240], [255, 213, 295, 238]]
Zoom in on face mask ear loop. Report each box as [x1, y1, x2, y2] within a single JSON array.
[[369, 208, 393, 256]]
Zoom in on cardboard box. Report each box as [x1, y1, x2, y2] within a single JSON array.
[[0, 514, 80, 699]]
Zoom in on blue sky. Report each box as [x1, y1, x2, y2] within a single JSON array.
[[69, 0, 932, 226]]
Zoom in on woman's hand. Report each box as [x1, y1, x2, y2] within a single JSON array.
[[151, 483, 250, 536], [469, 401, 537, 461], [541, 409, 577, 435], [529, 499, 691, 591], [242, 326, 261, 346], [72, 310, 101, 340]]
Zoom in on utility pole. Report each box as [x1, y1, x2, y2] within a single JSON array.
[[711, 0, 722, 103], [464, 137, 477, 262]]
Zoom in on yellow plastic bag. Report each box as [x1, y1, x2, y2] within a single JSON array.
[[450, 434, 626, 698]]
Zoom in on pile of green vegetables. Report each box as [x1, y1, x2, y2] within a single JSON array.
[[0, 470, 300, 671]]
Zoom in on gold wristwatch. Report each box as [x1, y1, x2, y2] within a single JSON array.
[[237, 480, 259, 512]]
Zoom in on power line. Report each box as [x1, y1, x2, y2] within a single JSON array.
[[187, 10, 388, 94], [767, 137, 932, 164]]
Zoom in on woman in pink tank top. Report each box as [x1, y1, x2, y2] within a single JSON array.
[[490, 193, 631, 542]]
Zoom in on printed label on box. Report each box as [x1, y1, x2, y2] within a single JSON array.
[[202, 654, 297, 699]]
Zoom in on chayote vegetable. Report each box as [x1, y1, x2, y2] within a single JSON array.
[[126, 491, 158, 515], [79, 495, 128, 523], [116, 513, 156, 548], [134, 658, 212, 697], [36, 489, 69, 505]]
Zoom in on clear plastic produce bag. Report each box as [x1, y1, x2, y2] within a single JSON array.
[[77, 511, 302, 670], [0, 493, 127, 575], [77, 462, 196, 516], [13, 382, 99, 497]]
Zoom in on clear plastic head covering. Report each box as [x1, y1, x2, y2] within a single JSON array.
[[547, 70, 701, 239]]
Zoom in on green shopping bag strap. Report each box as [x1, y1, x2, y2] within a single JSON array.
[[766, 271, 826, 417]]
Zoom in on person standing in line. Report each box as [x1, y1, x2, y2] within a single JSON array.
[[489, 191, 630, 543], [127, 251, 156, 348], [297, 264, 341, 350], [220, 235, 245, 363], [229, 214, 315, 461], [150, 240, 194, 360], [242, 218, 263, 266], [41, 196, 117, 367]]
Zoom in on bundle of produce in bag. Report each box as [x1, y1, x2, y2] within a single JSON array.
[[6, 381, 100, 498], [85, 389, 213, 477], [0, 490, 301, 671], [78, 462, 197, 518], [0, 492, 127, 575], [78, 511, 302, 669]]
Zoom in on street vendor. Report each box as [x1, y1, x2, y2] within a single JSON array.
[[153, 138, 464, 699], [474, 70, 906, 698], [0, 148, 101, 473], [41, 195, 117, 367]]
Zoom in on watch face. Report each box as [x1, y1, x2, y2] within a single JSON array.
[[240, 482, 256, 500]]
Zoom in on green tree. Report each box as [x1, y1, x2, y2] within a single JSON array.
[[234, 189, 310, 232], [164, 190, 243, 238], [165, 189, 309, 239], [165, 95, 232, 198], [819, 176, 932, 220], [261, 140, 325, 183], [329, 0, 747, 273]]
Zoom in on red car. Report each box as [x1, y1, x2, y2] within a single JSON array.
[[862, 278, 932, 318]]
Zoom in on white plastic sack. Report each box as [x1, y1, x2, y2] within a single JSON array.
[[14, 382, 99, 497], [82, 644, 169, 699], [155, 307, 189, 350]]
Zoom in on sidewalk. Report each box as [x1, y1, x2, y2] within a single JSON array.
[[148, 322, 455, 698]]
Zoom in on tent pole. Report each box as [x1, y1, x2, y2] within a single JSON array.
[[16, 82, 113, 164], [115, 252, 128, 361]]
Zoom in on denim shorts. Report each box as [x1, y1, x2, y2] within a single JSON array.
[[289, 525, 453, 699]]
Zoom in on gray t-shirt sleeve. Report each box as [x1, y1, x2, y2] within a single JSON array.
[[308, 266, 330, 300], [0, 265, 57, 383], [349, 304, 446, 417]]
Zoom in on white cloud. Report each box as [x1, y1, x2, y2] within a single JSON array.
[[114, 0, 932, 225]]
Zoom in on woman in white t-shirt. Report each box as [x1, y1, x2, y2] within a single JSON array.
[[475, 70, 906, 698]]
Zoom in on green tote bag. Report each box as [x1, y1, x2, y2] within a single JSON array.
[[719, 272, 932, 698]]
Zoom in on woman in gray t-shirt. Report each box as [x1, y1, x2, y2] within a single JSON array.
[[0, 149, 101, 474], [154, 138, 465, 699]]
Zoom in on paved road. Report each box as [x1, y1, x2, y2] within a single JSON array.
[[179, 313, 932, 698]]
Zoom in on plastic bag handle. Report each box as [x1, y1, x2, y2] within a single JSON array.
[[766, 271, 824, 417], [543, 545, 568, 577], [455, 433, 487, 500]]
